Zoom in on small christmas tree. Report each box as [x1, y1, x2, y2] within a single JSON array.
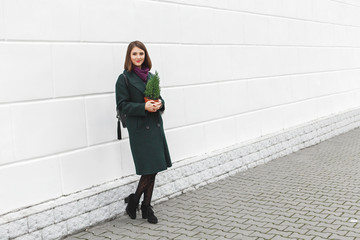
[[144, 71, 161, 101]]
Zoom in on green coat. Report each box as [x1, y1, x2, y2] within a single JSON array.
[[115, 70, 172, 175]]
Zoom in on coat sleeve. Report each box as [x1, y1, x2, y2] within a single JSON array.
[[159, 96, 165, 112], [115, 74, 147, 117]]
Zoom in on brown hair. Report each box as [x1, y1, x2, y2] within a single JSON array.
[[124, 40, 152, 71]]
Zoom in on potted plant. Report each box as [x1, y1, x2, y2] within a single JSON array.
[[144, 71, 161, 103]]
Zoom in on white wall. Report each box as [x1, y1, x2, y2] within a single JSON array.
[[1, 0, 360, 214]]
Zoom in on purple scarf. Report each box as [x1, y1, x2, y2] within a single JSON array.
[[133, 66, 149, 83]]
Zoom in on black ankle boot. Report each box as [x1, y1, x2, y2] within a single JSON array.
[[141, 202, 158, 224], [124, 194, 139, 219]]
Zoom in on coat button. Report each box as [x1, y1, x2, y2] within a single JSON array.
[[157, 123, 160, 127], [146, 126, 150, 130]]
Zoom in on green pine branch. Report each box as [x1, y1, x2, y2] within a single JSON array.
[[144, 71, 161, 100]]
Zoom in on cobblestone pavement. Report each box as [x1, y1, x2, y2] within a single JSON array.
[[65, 128, 360, 240]]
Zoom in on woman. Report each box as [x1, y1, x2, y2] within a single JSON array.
[[115, 41, 172, 224]]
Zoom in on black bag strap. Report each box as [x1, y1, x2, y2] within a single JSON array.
[[123, 73, 129, 88], [117, 117, 121, 140], [117, 73, 130, 140]]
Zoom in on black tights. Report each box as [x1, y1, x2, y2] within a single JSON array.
[[134, 173, 157, 205]]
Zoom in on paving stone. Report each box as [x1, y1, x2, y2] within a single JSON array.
[[339, 225, 360, 234], [192, 232, 218, 239], [170, 228, 197, 237], [98, 231, 125, 240], [267, 229, 292, 237], [289, 232, 314, 240], [115, 237, 137, 240], [346, 231, 360, 238], [305, 230, 331, 239], [173, 235, 201, 240], [271, 236, 294, 240], [191, 226, 216, 235], [82, 235, 109, 240], [223, 216, 247, 224], [86, 227, 109, 236], [144, 230, 181, 239], [263, 223, 287, 231], [321, 227, 348, 235], [207, 223, 233, 232], [232, 233, 258, 240], [171, 222, 198, 231], [211, 230, 237, 239], [332, 220, 357, 227], [62, 237, 82, 240], [249, 231, 275, 239], [243, 219, 267, 227], [329, 233, 355, 240], [245, 225, 272, 233], [283, 226, 308, 235], [66, 231, 89, 238]]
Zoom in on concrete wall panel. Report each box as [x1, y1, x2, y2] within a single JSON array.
[[132, 1, 181, 43], [3, 0, 52, 40], [112, 44, 127, 75], [166, 125, 205, 163], [0, 43, 52, 103], [179, 5, 214, 44], [236, 112, 262, 143], [0, 106, 14, 165], [161, 45, 201, 87], [217, 81, 249, 117], [0, 0, 4, 39], [51, 0, 81, 41], [52, 44, 115, 97], [119, 139, 135, 177], [282, 99, 318, 129], [12, 99, 87, 160], [243, 14, 269, 45], [212, 10, 244, 44], [161, 88, 186, 129], [79, 0, 134, 42], [204, 117, 237, 153], [0, 156, 62, 214], [60, 142, 121, 194], [183, 84, 220, 124], [85, 95, 117, 145]]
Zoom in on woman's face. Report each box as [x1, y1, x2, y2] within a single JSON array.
[[130, 47, 145, 68]]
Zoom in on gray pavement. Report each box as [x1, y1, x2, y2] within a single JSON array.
[[65, 128, 360, 240]]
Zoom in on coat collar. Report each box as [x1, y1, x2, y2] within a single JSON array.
[[123, 70, 150, 95]]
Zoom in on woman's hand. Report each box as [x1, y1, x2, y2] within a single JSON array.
[[145, 100, 162, 112]]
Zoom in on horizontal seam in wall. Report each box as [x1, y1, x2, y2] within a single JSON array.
[[2, 41, 360, 49], [0, 92, 114, 106], [146, 0, 360, 28], [330, 0, 360, 8]]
